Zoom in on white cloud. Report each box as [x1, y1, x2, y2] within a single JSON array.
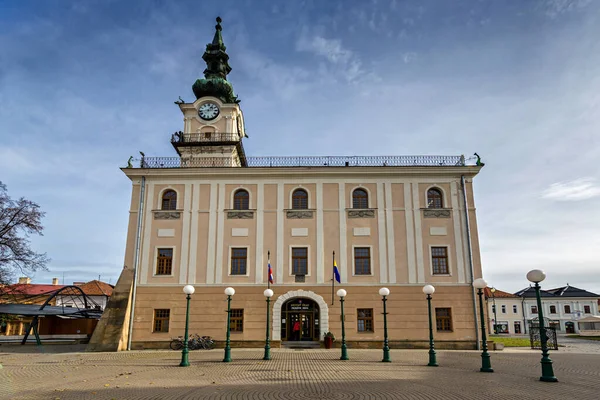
[[295, 29, 374, 84], [297, 34, 353, 64], [542, 178, 600, 201]]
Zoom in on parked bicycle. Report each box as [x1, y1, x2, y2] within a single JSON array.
[[170, 334, 215, 350]]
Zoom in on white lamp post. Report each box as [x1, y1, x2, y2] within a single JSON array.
[[263, 288, 274, 360], [527, 270, 558, 382], [223, 287, 235, 362], [473, 278, 493, 372], [180, 284, 195, 367]]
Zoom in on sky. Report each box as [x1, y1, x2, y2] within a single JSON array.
[[0, 0, 599, 294]]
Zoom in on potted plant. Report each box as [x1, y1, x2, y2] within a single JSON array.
[[323, 332, 335, 349]]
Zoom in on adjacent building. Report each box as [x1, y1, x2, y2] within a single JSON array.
[[0, 277, 113, 339], [104, 18, 487, 350], [515, 285, 599, 334], [483, 284, 600, 335], [484, 287, 524, 335]]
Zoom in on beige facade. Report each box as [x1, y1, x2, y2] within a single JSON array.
[[119, 18, 486, 350], [122, 164, 484, 348]]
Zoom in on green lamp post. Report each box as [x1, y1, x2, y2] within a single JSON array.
[[179, 284, 195, 367], [263, 289, 274, 360], [223, 287, 235, 363], [337, 288, 349, 360], [379, 287, 391, 363], [490, 287, 498, 334], [527, 269, 558, 382], [473, 278, 493, 373], [422, 284, 438, 367]]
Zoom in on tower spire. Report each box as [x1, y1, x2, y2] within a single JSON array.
[[192, 16, 239, 103]]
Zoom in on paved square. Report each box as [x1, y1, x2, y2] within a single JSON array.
[[1, 346, 599, 399]]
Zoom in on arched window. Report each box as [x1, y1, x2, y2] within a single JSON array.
[[292, 189, 308, 209], [352, 188, 368, 209], [233, 189, 249, 210], [161, 190, 177, 210], [427, 188, 443, 209]]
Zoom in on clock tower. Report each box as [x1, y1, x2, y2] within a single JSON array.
[[172, 17, 247, 167]]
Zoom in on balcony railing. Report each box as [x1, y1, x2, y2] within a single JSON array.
[[136, 155, 467, 168], [170, 132, 241, 145]]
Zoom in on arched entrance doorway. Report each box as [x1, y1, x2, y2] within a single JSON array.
[[272, 290, 329, 341], [281, 298, 319, 341]]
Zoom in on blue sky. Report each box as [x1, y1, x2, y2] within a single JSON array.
[[1, 0, 599, 293]]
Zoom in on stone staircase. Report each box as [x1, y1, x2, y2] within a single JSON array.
[[281, 341, 321, 349]]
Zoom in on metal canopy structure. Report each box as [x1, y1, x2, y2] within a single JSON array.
[[0, 285, 104, 345]]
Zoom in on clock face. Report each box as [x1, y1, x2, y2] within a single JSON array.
[[198, 102, 220, 120]]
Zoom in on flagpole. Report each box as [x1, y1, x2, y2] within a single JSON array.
[[332, 251, 335, 305], [267, 250, 271, 290]]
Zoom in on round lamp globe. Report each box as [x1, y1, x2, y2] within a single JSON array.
[[183, 285, 195, 295], [422, 284, 435, 295], [526, 269, 546, 284], [472, 278, 487, 289]]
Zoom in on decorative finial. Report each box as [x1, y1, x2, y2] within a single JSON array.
[[216, 16, 222, 30]]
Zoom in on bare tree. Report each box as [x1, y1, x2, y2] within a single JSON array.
[[0, 182, 49, 284]]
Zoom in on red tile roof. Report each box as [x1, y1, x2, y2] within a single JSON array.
[[2, 280, 113, 297], [73, 280, 113, 296], [483, 287, 518, 298], [2, 284, 65, 296]]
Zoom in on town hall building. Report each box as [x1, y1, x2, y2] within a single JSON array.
[[90, 18, 486, 351]]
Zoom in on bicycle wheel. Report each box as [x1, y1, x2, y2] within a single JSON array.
[[170, 339, 183, 350]]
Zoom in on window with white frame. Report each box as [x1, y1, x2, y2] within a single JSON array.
[[354, 247, 371, 275], [230, 248, 247, 275], [292, 248, 308, 275]]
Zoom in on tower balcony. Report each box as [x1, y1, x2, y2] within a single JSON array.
[[135, 155, 469, 168], [171, 132, 242, 146]]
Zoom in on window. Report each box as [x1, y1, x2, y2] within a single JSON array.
[[231, 248, 247, 275], [354, 247, 371, 275], [513, 305, 518, 314], [427, 188, 443, 209], [230, 309, 244, 332], [435, 308, 452, 332], [501, 305, 506, 314], [156, 248, 173, 275], [352, 188, 368, 209], [431, 247, 449, 275], [153, 309, 170, 332], [161, 190, 177, 210], [514, 321, 521, 334], [357, 309, 373, 332], [233, 189, 249, 210], [549, 305, 557, 314], [564, 305, 571, 314], [531, 305, 538, 314], [292, 248, 308, 275], [292, 189, 308, 209], [584, 305, 591, 314]]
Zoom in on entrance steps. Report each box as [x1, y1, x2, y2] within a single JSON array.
[[282, 341, 321, 350]]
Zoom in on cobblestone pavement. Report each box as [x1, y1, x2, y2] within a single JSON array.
[[1, 346, 599, 400]]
